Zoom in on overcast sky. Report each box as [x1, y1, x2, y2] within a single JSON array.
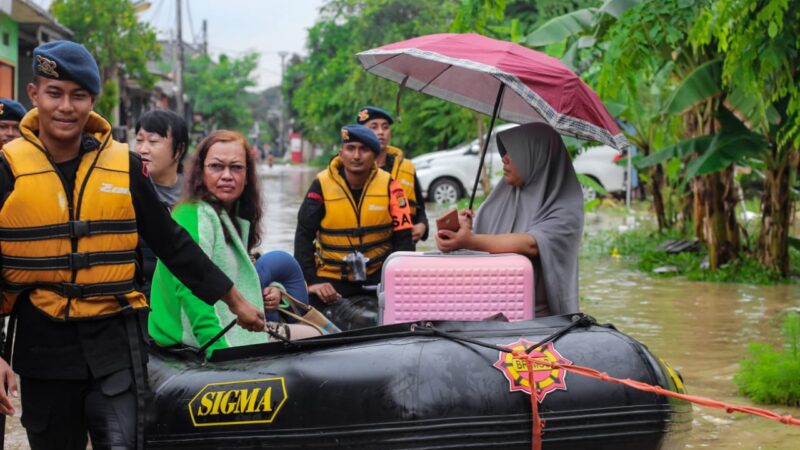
[[35, 0, 325, 90]]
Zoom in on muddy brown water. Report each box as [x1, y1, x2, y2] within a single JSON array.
[[4, 164, 798, 448]]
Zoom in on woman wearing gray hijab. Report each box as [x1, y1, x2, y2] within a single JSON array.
[[435, 123, 584, 316]]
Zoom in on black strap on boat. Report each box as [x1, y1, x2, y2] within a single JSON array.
[[0, 219, 137, 241], [409, 314, 597, 355], [0, 313, 16, 450], [197, 320, 237, 357], [265, 323, 298, 347], [116, 296, 145, 450], [524, 314, 596, 354], [196, 319, 300, 359]]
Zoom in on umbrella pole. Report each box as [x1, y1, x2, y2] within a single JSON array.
[[468, 84, 505, 211]]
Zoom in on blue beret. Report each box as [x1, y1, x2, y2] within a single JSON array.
[[340, 125, 380, 155], [356, 106, 394, 125], [0, 98, 27, 122], [33, 40, 101, 95]]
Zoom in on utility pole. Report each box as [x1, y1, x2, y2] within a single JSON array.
[[175, 0, 185, 118], [202, 20, 208, 56], [277, 51, 288, 156]]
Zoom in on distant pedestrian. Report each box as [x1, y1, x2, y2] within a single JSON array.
[[0, 98, 26, 148]]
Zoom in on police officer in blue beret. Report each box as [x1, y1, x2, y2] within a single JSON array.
[[0, 40, 265, 450], [295, 125, 414, 329], [0, 98, 26, 147], [357, 106, 428, 246]]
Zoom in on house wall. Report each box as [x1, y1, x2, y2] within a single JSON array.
[[0, 15, 18, 99]]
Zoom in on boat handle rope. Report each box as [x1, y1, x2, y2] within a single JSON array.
[[197, 319, 301, 357], [409, 313, 595, 354], [413, 317, 800, 450]]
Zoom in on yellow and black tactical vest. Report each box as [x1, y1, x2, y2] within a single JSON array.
[[0, 110, 146, 320], [316, 157, 393, 281], [386, 146, 418, 217]]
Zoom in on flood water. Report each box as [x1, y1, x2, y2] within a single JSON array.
[[255, 164, 800, 449], [4, 163, 798, 448]]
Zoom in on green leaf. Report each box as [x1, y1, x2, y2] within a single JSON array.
[[665, 59, 723, 115], [525, 9, 598, 47], [636, 135, 714, 168], [577, 173, 608, 196], [727, 87, 782, 127], [584, 198, 602, 212], [560, 39, 579, 70], [768, 21, 778, 38], [599, 0, 643, 18], [604, 101, 629, 117], [684, 107, 769, 179], [789, 237, 800, 252]]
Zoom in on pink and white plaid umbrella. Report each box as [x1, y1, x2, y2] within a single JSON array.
[[357, 33, 627, 150]]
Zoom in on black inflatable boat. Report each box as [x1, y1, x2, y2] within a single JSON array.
[[145, 314, 691, 449]]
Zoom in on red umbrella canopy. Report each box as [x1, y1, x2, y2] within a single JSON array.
[[357, 33, 627, 150]]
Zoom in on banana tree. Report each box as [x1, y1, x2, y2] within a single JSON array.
[[689, 0, 800, 276]]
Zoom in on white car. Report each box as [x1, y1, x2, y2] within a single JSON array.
[[572, 145, 627, 201], [413, 124, 626, 203], [413, 124, 516, 204]]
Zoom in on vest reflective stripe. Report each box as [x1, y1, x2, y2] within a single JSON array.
[[0, 112, 146, 319], [387, 146, 418, 215], [317, 158, 393, 281]]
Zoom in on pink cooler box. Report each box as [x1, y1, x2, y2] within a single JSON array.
[[379, 251, 534, 325]]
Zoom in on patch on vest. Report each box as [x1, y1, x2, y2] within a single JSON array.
[[189, 377, 288, 427], [100, 183, 130, 195]]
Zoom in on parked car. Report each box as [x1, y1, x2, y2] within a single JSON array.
[[572, 145, 627, 201], [413, 124, 516, 204], [414, 123, 626, 203]]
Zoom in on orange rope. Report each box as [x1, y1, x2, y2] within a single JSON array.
[[511, 351, 800, 428], [524, 355, 543, 450]]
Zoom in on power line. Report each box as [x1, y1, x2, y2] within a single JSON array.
[[185, 0, 197, 45], [145, 0, 166, 27]]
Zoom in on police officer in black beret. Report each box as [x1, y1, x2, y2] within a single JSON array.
[[295, 125, 413, 329], [0, 40, 265, 450], [0, 98, 26, 148], [357, 106, 429, 246]]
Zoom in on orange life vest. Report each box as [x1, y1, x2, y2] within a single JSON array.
[[0, 110, 146, 320]]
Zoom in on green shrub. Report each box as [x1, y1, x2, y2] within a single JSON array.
[[734, 312, 800, 406], [581, 228, 795, 285]]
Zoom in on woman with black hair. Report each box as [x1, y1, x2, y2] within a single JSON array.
[[134, 110, 190, 297]]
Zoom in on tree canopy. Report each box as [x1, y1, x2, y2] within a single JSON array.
[[286, 0, 478, 156], [184, 53, 259, 132], [51, 0, 161, 120], [51, 0, 160, 85]]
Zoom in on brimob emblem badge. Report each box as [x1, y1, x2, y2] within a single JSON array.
[[493, 340, 571, 402], [341, 128, 349, 141], [0, 103, 4, 116], [358, 109, 370, 122], [36, 55, 59, 78]]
